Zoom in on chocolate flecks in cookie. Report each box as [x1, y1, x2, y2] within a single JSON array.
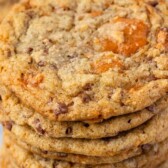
[[81, 94, 92, 103], [38, 61, 46, 67], [148, 1, 158, 7], [142, 144, 153, 153], [127, 119, 132, 124], [146, 105, 156, 112], [67, 54, 77, 59], [83, 123, 90, 127], [2, 121, 14, 131], [53, 103, 68, 116], [83, 83, 93, 91], [26, 47, 33, 54], [42, 150, 48, 155], [65, 127, 73, 135], [33, 119, 45, 135], [68, 101, 74, 107]]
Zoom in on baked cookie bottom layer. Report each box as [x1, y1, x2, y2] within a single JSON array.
[[2, 106, 168, 158], [2, 132, 168, 168]]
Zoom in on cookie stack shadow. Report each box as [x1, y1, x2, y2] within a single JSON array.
[[0, 0, 168, 168]]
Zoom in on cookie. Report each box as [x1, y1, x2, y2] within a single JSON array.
[[2, 107, 168, 157], [5, 130, 142, 165], [1, 86, 167, 139], [0, 0, 18, 23], [4, 131, 168, 168], [0, 0, 167, 122]]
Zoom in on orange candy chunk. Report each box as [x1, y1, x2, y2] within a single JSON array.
[[157, 27, 168, 50], [99, 18, 149, 56], [91, 55, 123, 74], [21, 72, 44, 87], [90, 11, 103, 17]]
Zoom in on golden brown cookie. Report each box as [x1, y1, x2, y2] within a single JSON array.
[[2, 107, 168, 157], [0, 0, 167, 122], [1, 86, 167, 139], [4, 131, 168, 168]]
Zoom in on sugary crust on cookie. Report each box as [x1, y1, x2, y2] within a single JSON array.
[[1, 86, 167, 139], [2, 107, 168, 157], [0, 0, 167, 121]]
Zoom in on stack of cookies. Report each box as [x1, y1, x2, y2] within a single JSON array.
[[0, 0, 168, 167]]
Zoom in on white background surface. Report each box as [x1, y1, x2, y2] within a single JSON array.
[[0, 125, 2, 147]]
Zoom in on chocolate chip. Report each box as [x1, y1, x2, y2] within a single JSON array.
[[27, 47, 33, 54], [67, 55, 75, 59], [33, 119, 45, 135], [57, 153, 68, 157], [83, 83, 93, 91], [83, 123, 90, 127], [38, 61, 46, 67], [68, 101, 74, 106], [2, 121, 14, 131], [127, 119, 131, 124], [42, 150, 48, 154], [0, 95, 2, 101], [142, 144, 153, 153], [50, 64, 58, 70], [65, 127, 73, 135], [82, 94, 92, 103], [43, 48, 49, 54], [54, 103, 68, 115], [148, 1, 158, 7], [146, 105, 155, 112], [161, 27, 168, 32]]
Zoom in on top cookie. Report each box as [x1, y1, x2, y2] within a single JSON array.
[[0, 0, 167, 121]]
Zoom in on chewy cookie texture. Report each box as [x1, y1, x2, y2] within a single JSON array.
[[0, 0, 168, 168], [0, 0, 168, 122]]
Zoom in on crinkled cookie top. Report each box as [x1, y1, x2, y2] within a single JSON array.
[[0, 0, 167, 121]]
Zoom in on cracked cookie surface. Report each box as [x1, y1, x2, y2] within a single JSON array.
[[0, 0, 168, 121]]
